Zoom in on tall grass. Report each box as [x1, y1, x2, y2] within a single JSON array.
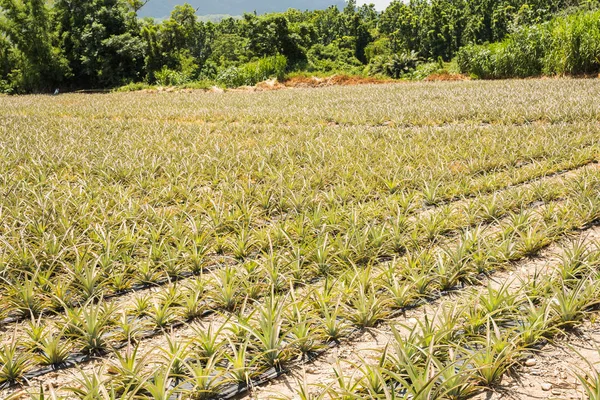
[[217, 55, 287, 88], [544, 10, 600, 75], [458, 9, 600, 78]]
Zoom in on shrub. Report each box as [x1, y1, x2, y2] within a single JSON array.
[[116, 82, 155, 92], [543, 10, 600, 75], [409, 59, 449, 80], [306, 42, 363, 74], [364, 37, 393, 63], [367, 51, 421, 79], [155, 67, 191, 86], [217, 55, 287, 88]]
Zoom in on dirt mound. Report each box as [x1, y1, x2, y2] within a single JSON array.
[[255, 78, 286, 90], [283, 74, 397, 88], [132, 73, 466, 96]]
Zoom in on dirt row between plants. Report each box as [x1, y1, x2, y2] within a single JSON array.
[[244, 226, 600, 400]]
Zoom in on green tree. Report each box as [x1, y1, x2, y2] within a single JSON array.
[[241, 13, 305, 64], [379, 1, 418, 53], [0, 0, 68, 92], [342, 0, 373, 63], [143, 4, 214, 82], [0, 34, 13, 90], [53, 0, 145, 87], [313, 6, 345, 45]]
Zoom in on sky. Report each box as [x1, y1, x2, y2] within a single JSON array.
[[357, 0, 392, 10]]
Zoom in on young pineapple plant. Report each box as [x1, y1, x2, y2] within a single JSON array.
[[107, 343, 152, 396], [343, 283, 389, 329], [67, 302, 114, 355], [23, 315, 49, 353], [148, 299, 179, 330], [224, 338, 257, 386], [35, 333, 73, 367], [180, 279, 208, 321], [4, 271, 48, 318], [469, 320, 520, 387], [65, 367, 112, 400], [0, 338, 31, 385], [313, 294, 349, 343], [238, 295, 291, 370], [184, 355, 226, 400], [287, 293, 324, 358], [210, 267, 242, 312], [190, 323, 226, 363]]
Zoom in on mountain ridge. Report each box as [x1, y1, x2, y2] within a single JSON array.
[[139, 0, 348, 19]]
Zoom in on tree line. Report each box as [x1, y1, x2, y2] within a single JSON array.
[[0, 0, 595, 93]]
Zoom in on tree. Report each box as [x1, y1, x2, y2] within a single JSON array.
[[0, 34, 13, 90], [0, 0, 68, 92], [242, 13, 305, 64], [1, 0, 598, 93], [161, 4, 210, 63], [53, 0, 145, 87], [379, 1, 418, 53], [142, 4, 213, 82], [312, 6, 345, 46], [339, 1, 373, 63]]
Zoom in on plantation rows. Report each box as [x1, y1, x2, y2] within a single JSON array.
[[281, 233, 600, 399], [1, 80, 600, 399], [3, 166, 600, 397]]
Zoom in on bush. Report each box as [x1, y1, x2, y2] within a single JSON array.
[[543, 10, 600, 75], [458, 9, 600, 79], [116, 82, 155, 92], [409, 59, 450, 80], [456, 45, 495, 79], [367, 51, 421, 79], [306, 42, 363, 74], [364, 38, 393, 63], [155, 67, 191, 86], [217, 55, 287, 88]]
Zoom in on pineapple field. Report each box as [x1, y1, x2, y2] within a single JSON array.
[[1, 79, 600, 399]]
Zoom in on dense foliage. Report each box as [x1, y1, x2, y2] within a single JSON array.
[[458, 7, 600, 78], [0, 0, 597, 92]]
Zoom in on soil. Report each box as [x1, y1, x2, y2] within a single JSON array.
[[135, 75, 400, 95], [282, 75, 397, 88]]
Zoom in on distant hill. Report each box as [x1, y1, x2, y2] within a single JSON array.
[[139, 0, 348, 19]]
